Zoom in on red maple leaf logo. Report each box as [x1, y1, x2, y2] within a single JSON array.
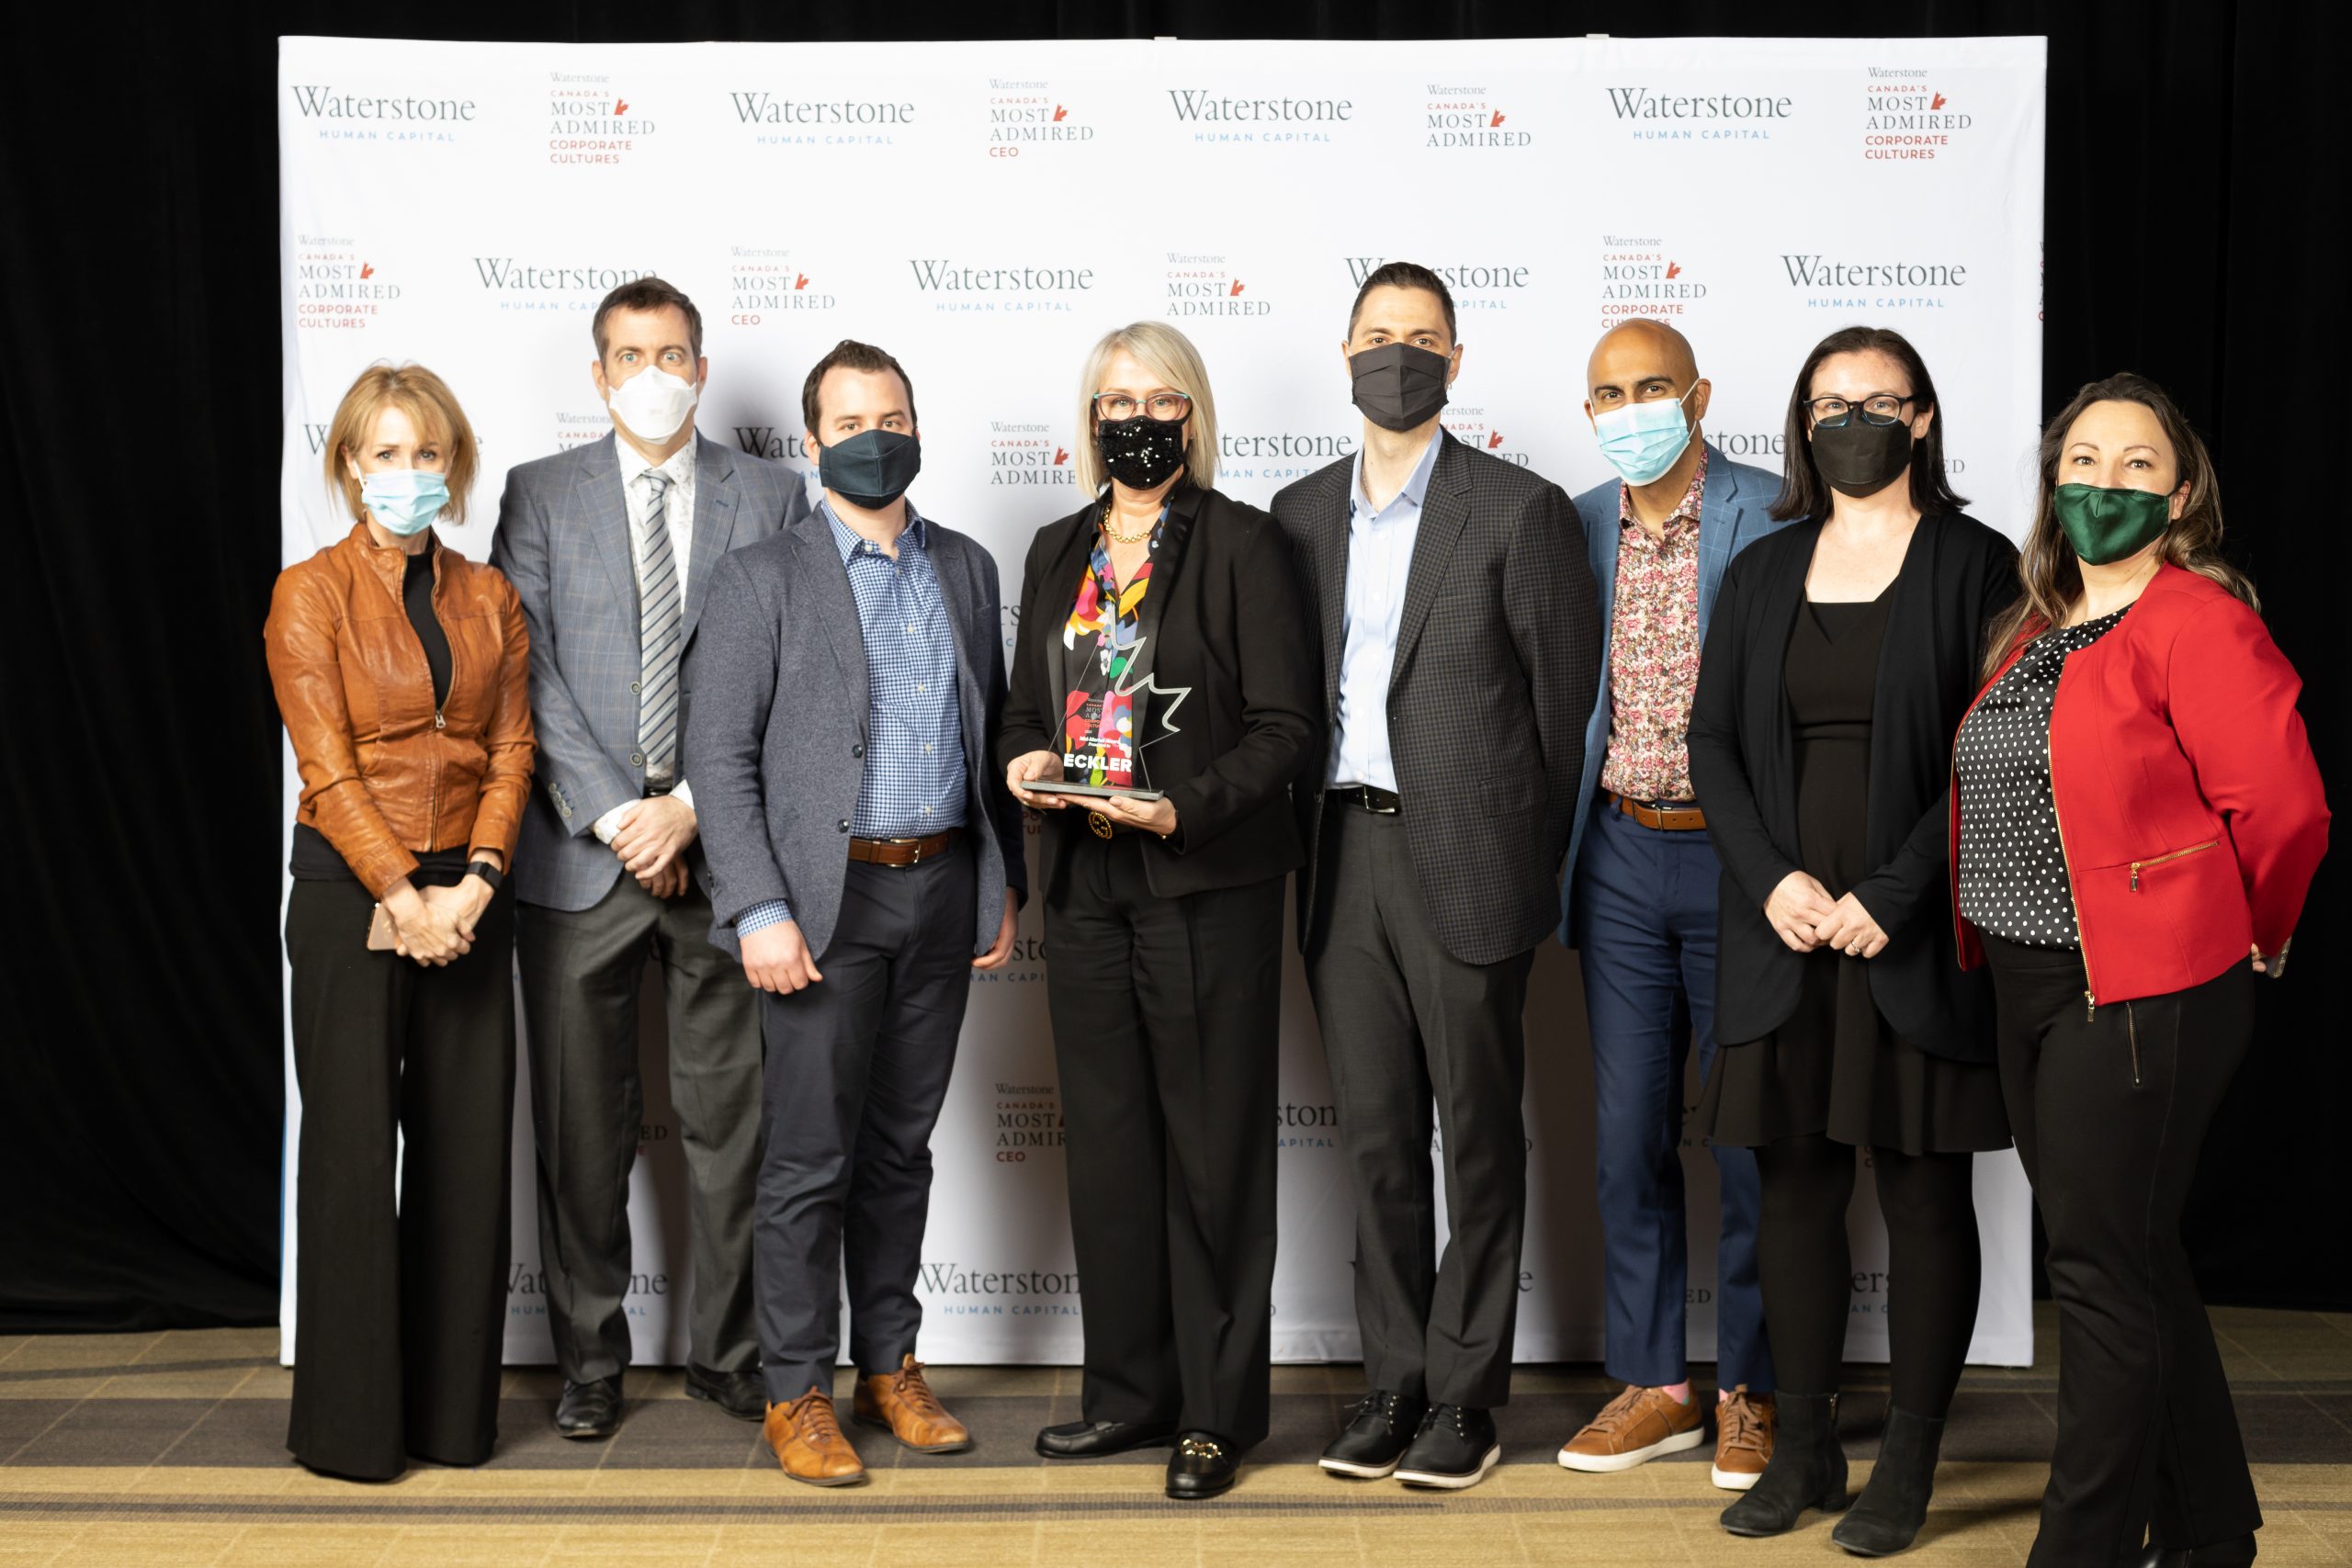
[[1229, 279, 1245, 297], [1487, 431, 1505, 449], [1052, 105, 1069, 121], [1053, 447, 1070, 466], [1490, 110, 1506, 128], [614, 98, 629, 115], [794, 274, 809, 290], [358, 262, 374, 279], [1930, 91, 1947, 109], [1665, 260, 1681, 279]]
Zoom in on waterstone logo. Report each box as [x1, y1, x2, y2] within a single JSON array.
[[727, 245, 836, 328], [1219, 429, 1354, 486], [729, 90, 915, 147], [988, 423, 1071, 489], [733, 425, 811, 463], [1599, 236, 1705, 328], [1441, 407, 1531, 467], [986, 78, 1094, 156], [547, 71, 653, 167], [1861, 67, 1975, 162], [919, 1262, 1081, 1316], [1714, 430, 1789, 464], [1277, 1101, 1339, 1149], [1604, 85, 1792, 141], [908, 258, 1095, 314], [992, 1079, 1064, 1163], [556, 412, 610, 449], [1781, 254, 1967, 310], [473, 258, 652, 317], [1164, 253, 1269, 318], [294, 236, 398, 332], [509, 1265, 669, 1316], [288, 84, 474, 143], [1345, 255, 1531, 315], [1423, 84, 1530, 150], [1166, 87, 1352, 144]]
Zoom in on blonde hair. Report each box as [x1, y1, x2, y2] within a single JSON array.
[[324, 362, 481, 525], [1070, 321, 1219, 495]]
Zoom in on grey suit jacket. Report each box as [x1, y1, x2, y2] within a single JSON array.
[[490, 431, 812, 911], [1273, 431, 1600, 967], [684, 508, 1027, 962]]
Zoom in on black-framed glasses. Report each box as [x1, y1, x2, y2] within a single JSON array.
[[1094, 391, 1193, 423], [1808, 393, 1916, 428]]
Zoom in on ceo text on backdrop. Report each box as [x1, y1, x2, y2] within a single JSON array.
[[489, 277, 812, 1440]]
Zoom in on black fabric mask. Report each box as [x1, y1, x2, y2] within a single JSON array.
[[818, 427, 922, 509], [1808, 417, 1916, 499], [1095, 413, 1189, 490], [1350, 343, 1452, 432]]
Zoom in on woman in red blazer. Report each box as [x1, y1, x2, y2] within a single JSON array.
[[1952, 373, 2327, 1568]]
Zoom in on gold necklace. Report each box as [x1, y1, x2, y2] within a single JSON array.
[[1099, 503, 1155, 545]]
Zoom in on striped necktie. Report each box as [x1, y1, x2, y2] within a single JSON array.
[[637, 469, 683, 783]]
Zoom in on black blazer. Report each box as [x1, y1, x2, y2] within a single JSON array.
[[1686, 511, 2019, 1061], [1273, 432, 1600, 967], [998, 480, 1317, 902]]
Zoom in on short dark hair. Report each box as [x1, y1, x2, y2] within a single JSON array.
[[592, 276, 703, 364], [801, 339, 920, 431], [1770, 324, 1969, 523], [1347, 261, 1456, 343]]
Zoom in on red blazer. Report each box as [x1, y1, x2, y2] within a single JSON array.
[[1951, 564, 2327, 1008]]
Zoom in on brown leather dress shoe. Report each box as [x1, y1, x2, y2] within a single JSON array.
[[764, 1387, 866, 1486], [854, 1354, 972, 1453]]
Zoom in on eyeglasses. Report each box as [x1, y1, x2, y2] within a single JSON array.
[[1094, 391, 1193, 423], [1808, 393, 1916, 428]]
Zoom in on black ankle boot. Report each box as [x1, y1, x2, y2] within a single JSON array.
[[2139, 1533, 2257, 1568], [1831, 1406, 1945, 1556], [1721, 1392, 1848, 1537]]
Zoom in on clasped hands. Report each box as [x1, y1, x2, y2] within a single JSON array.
[[384, 873, 494, 967], [1766, 871, 1889, 959], [612, 795, 697, 899]]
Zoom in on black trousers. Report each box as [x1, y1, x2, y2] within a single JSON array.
[[1046, 829, 1283, 1448], [283, 872, 515, 1482], [1983, 935, 2262, 1567], [1304, 804, 1535, 1410], [754, 845, 977, 1402]]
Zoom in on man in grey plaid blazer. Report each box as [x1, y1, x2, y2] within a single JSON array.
[[490, 278, 811, 1439], [1273, 264, 1600, 1490]]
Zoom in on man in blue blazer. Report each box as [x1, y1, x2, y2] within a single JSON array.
[[1553, 321, 1789, 1489]]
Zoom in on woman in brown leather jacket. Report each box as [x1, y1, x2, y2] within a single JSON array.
[[264, 362, 535, 1481]]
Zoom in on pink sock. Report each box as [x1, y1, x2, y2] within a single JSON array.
[[1661, 1382, 1691, 1404]]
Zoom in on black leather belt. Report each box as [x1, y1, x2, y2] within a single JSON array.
[[1327, 784, 1403, 816]]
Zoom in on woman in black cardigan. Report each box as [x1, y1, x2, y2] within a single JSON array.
[[998, 321, 1317, 1503], [1688, 326, 2018, 1551]]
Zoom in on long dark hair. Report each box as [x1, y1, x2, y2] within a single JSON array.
[[1770, 325, 1969, 523], [1981, 371, 2256, 678]]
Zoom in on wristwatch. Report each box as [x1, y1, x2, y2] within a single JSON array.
[[465, 859, 504, 891]]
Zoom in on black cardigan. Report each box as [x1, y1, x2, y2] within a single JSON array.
[[1686, 512, 2019, 1061], [997, 480, 1318, 901]]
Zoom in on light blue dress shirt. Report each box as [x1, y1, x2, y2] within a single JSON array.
[[1327, 430, 1442, 791]]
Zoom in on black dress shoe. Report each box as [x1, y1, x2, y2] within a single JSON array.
[[1035, 1418, 1179, 1459], [684, 1364, 765, 1422], [2140, 1535, 2257, 1568], [555, 1376, 622, 1439], [1166, 1431, 1239, 1500], [1395, 1404, 1500, 1489], [1320, 1389, 1429, 1479]]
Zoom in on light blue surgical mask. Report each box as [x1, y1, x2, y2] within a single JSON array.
[[1591, 385, 1697, 487], [360, 468, 450, 536]]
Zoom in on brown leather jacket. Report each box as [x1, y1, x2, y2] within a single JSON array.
[[266, 524, 536, 896]]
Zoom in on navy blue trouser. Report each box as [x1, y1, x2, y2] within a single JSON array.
[[1570, 796, 1771, 1391]]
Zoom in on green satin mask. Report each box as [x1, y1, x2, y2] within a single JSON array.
[[2053, 482, 2171, 566]]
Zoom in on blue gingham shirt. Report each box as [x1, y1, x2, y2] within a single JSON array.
[[1328, 428, 1441, 791], [737, 500, 967, 938]]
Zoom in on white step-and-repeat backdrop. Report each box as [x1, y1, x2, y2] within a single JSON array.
[[278, 33, 2047, 1368]]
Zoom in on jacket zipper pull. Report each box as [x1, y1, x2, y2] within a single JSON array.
[[2131, 862, 2142, 892], [2084, 990, 2097, 1023], [435, 709, 447, 731]]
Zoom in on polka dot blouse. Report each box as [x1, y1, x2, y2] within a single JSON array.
[[1954, 609, 2128, 948]]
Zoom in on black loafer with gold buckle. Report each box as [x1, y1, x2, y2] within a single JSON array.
[[1166, 1430, 1239, 1500]]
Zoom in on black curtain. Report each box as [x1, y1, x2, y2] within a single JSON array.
[[5, 0, 2340, 1331]]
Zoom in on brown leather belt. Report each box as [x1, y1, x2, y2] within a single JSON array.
[[848, 829, 962, 867], [1606, 792, 1706, 832]]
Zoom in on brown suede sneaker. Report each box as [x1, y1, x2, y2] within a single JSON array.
[[764, 1386, 866, 1486], [1712, 1386, 1776, 1491], [1557, 1384, 1707, 1472], [854, 1355, 972, 1453]]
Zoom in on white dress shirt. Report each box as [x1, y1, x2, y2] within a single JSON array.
[[1328, 429, 1441, 791], [594, 434, 699, 842]]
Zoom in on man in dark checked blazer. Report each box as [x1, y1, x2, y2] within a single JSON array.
[[492, 277, 811, 1440], [1272, 261, 1600, 1490]]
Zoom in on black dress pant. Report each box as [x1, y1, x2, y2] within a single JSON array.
[[283, 872, 515, 1482], [1046, 829, 1283, 1449], [1983, 935, 2262, 1567]]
